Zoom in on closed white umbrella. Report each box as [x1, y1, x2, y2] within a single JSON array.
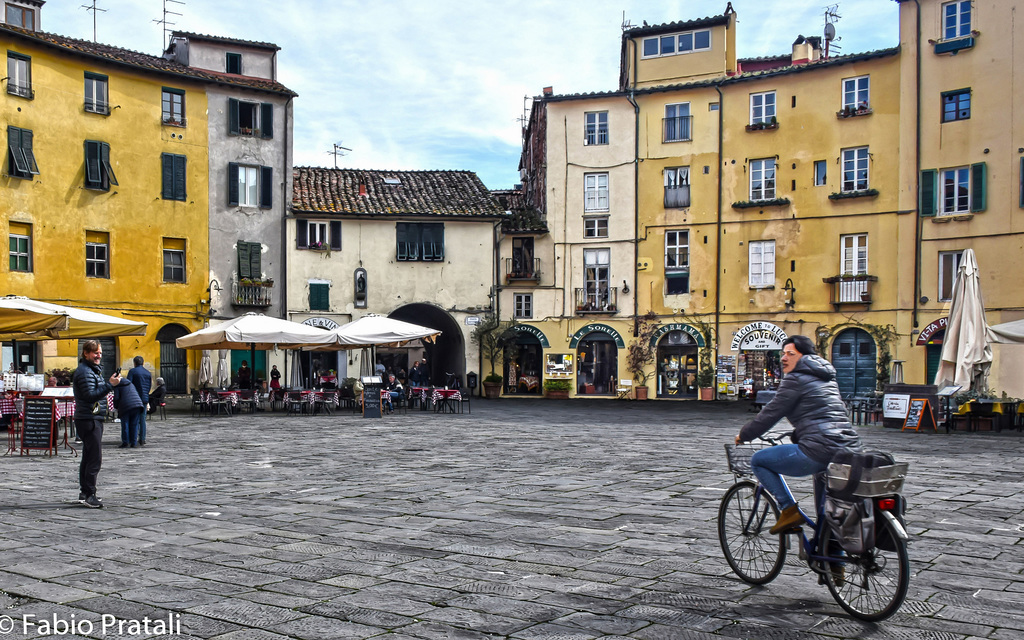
[[217, 350, 230, 388], [986, 318, 1024, 344], [198, 350, 213, 388], [290, 350, 303, 388], [935, 249, 992, 392]]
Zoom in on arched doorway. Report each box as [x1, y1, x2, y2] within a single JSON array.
[[656, 331, 698, 398], [831, 327, 877, 397], [505, 331, 543, 395], [576, 332, 618, 395], [388, 304, 463, 387], [925, 330, 944, 385], [156, 324, 189, 393]]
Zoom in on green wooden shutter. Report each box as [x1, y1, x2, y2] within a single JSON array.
[[309, 283, 329, 311], [228, 98, 240, 135], [1020, 158, 1024, 208], [85, 140, 101, 186], [100, 142, 117, 186], [249, 242, 262, 279], [296, 220, 308, 248], [260, 103, 273, 139], [237, 242, 251, 279], [161, 153, 173, 199], [259, 165, 273, 209], [9, 127, 27, 173], [329, 220, 342, 250], [919, 169, 937, 217], [970, 162, 987, 212], [396, 223, 408, 260], [21, 128, 38, 174], [228, 163, 239, 205], [173, 154, 186, 200]]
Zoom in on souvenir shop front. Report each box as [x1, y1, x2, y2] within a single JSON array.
[[650, 323, 705, 399], [731, 321, 787, 398]]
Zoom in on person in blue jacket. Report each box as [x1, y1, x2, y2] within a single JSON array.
[[127, 356, 152, 446], [72, 340, 120, 508], [114, 374, 144, 449]]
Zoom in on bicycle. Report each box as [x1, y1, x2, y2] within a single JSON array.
[[717, 432, 911, 621]]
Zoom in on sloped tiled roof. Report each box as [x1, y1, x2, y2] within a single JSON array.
[[0, 24, 296, 96], [292, 168, 506, 218], [623, 13, 732, 38], [171, 31, 280, 51]]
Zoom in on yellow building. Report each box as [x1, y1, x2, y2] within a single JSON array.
[[2, 16, 210, 388]]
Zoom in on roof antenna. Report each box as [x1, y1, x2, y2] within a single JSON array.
[[80, 0, 106, 43], [326, 143, 352, 169], [824, 4, 842, 59], [153, 0, 185, 51]]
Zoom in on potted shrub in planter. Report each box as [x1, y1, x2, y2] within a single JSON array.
[[625, 311, 658, 400], [471, 314, 518, 399], [482, 373, 503, 399], [697, 358, 716, 401], [544, 378, 571, 399]]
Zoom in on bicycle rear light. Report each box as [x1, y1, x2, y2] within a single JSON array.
[[876, 497, 897, 511]]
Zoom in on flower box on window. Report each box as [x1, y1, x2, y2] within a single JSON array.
[[745, 118, 778, 132], [829, 188, 879, 200], [837, 104, 873, 119], [307, 241, 329, 251], [732, 197, 790, 209]]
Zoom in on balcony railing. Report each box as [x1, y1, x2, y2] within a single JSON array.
[[663, 116, 693, 142], [504, 257, 541, 283], [574, 286, 618, 314], [233, 280, 274, 307], [822, 274, 878, 307], [84, 101, 110, 115], [7, 83, 34, 99], [664, 184, 691, 208], [162, 115, 187, 127]]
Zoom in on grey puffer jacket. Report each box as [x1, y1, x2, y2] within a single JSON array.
[[73, 359, 113, 418], [739, 354, 861, 463]]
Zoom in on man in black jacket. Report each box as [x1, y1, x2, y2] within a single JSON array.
[[73, 340, 120, 508], [127, 356, 152, 445]]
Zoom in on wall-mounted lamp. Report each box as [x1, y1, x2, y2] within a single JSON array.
[[622, 279, 630, 294], [207, 279, 222, 293], [782, 278, 796, 306]]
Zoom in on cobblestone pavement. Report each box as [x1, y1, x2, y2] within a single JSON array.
[[1, 399, 1023, 640]]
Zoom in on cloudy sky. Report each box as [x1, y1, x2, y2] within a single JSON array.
[[43, 0, 900, 189]]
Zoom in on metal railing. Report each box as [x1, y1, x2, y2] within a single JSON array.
[[7, 83, 34, 99], [574, 286, 619, 314], [663, 115, 693, 142], [232, 281, 273, 307], [504, 257, 541, 282], [822, 274, 878, 306]]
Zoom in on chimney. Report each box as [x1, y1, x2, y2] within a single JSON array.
[[791, 35, 822, 65], [358, 183, 367, 197], [542, 86, 553, 97]]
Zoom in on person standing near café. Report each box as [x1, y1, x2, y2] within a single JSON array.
[[114, 373, 144, 448], [127, 356, 152, 446], [73, 340, 120, 508], [237, 360, 251, 389]]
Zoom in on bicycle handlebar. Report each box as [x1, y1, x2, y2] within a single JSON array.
[[757, 431, 793, 446]]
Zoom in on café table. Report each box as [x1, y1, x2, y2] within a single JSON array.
[[431, 388, 462, 414]]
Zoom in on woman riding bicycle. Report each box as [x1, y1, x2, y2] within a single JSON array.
[[735, 335, 861, 534]]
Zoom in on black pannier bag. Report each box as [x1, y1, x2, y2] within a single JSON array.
[[824, 495, 875, 554]]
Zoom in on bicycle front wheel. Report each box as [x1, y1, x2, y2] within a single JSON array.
[[821, 515, 910, 621], [718, 480, 786, 584]]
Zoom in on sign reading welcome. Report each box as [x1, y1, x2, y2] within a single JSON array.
[[731, 322, 788, 351]]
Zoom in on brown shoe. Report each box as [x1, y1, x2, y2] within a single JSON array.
[[769, 505, 806, 534]]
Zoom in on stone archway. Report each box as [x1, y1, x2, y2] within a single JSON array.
[[156, 324, 190, 393], [388, 304, 464, 387]]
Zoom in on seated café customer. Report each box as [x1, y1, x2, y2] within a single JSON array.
[[384, 374, 402, 414], [148, 377, 166, 415]]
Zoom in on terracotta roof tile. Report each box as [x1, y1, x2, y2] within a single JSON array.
[[292, 167, 506, 218], [0, 24, 296, 96], [171, 31, 280, 51]]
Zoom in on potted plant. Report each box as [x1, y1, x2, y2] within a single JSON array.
[[482, 373, 503, 399], [697, 357, 716, 401], [471, 314, 518, 399], [625, 311, 658, 400], [544, 378, 571, 399]]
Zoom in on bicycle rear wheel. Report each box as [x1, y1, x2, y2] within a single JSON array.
[[718, 480, 786, 584], [821, 516, 910, 621]]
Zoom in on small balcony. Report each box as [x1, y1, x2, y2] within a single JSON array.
[[162, 115, 187, 127], [663, 116, 693, 143], [233, 279, 274, 307], [505, 257, 541, 284], [6, 83, 33, 99], [574, 287, 618, 315], [664, 184, 691, 208], [822, 274, 878, 308], [84, 101, 110, 115]]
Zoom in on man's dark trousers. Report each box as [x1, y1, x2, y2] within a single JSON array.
[[77, 417, 104, 497]]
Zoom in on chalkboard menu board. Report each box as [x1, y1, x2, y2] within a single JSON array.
[[362, 384, 382, 419], [22, 396, 56, 453], [902, 398, 937, 432]]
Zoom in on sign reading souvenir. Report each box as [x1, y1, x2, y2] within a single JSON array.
[[568, 324, 625, 348], [883, 394, 910, 419], [648, 323, 706, 347], [511, 324, 550, 347], [302, 317, 340, 330], [730, 322, 788, 351], [915, 317, 947, 345]]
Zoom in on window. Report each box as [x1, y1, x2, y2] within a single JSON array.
[[665, 231, 689, 295], [228, 163, 272, 208], [583, 248, 611, 307], [514, 293, 533, 319], [511, 237, 535, 276], [226, 52, 242, 74], [920, 164, 986, 216], [228, 98, 274, 139], [83, 72, 108, 114], [584, 112, 608, 146], [9, 222, 31, 272], [296, 219, 342, 250], [236, 240, 261, 281], [938, 250, 963, 301], [584, 216, 608, 238], [839, 234, 869, 302], [84, 140, 118, 191], [6, 51, 31, 98], [664, 167, 690, 208], [396, 222, 444, 262], [161, 87, 185, 125], [814, 160, 827, 186], [749, 240, 776, 288], [6, 4, 35, 29], [584, 173, 609, 212], [942, 88, 970, 122], [943, 0, 971, 40], [7, 126, 38, 179], [749, 159, 776, 201], [641, 28, 711, 57], [309, 282, 330, 311], [85, 231, 109, 278], [842, 75, 870, 111], [750, 91, 776, 125], [664, 103, 691, 142], [161, 153, 187, 201], [163, 238, 186, 283], [842, 147, 869, 192]]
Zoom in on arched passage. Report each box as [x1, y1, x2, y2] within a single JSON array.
[[156, 323, 190, 393], [388, 304, 463, 387]]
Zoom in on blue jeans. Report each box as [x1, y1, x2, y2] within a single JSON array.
[[137, 409, 147, 443], [750, 444, 828, 510], [120, 409, 141, 445]]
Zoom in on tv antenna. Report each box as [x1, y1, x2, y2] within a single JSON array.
[[327, 143, 351, 169], [153, 0, 185, 50], [620, 11, 633, 32], [80, 0, 106, 42], [824, 4, 842, 58]]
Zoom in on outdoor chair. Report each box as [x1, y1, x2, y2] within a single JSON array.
[[459, 389, 471, 414], [238, 390, 258, 413], [208, 392, 231, 416], [616, 379, 633, 400], [285, 391, 306, 416], [190, 390, 205, 417]]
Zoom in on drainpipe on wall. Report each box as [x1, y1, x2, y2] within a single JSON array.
[[714, 83, 725, 400], [626, 90, 640, 335], [911, 0, 923, 337], [282, 95, 293, 382]]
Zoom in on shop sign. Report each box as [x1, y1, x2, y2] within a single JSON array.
[[916, 317, 947, 345], [883, 394, 911, 419], [730, 322, 788, 351], [465, 316, 481, 326], [302, 317, 340, 330], [511, 324, 550, 347], [648, 323, 706, 347], [568, 323, 625, 348]]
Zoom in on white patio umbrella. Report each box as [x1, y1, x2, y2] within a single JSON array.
[[0, 299, 69, 335], [935, 249, 992, 392], [0, 295, 146, 341], [198, 350, 213, 388], [313, 314, 441, 350], [987, 318, 1024, 344]]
